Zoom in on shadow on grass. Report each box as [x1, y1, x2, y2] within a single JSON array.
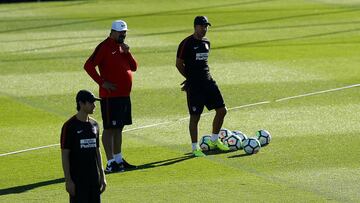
[[0, 178, 65, 196], [106, 155, 195, 175], [227, 153, 252, 158], [203, 149, 236, 156], [185, 149, 254, 158], [185, 149, 247, 157], [0, 156, 195, 195]]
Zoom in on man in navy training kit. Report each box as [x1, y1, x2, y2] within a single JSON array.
[[61, 90, 106, 203], [176, 16, 230, 157]]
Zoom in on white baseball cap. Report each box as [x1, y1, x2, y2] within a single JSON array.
[[111, 20, 128, 32]]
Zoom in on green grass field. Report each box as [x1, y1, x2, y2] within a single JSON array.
[[1, 0, 360, 202]]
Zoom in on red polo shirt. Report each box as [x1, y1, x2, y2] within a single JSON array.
[[84, 37, 137, 98]]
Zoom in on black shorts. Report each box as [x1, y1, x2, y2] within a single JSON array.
[[70, 184, 100, 203], [100, 97, 132, 129], [186, 81, 225, 115]]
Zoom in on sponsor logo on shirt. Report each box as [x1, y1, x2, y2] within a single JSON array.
[[80, 138, 97, 149], [196, 53, 208, 60]]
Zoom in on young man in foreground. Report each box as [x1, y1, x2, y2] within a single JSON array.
[[61, 90, 106, 202]]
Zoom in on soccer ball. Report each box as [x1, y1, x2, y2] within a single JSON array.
[[255, 130, 271, 146], [223, 134, 242, 151], [232, 130, 248, 148], [199, 135, 212, 151], [243, 138, 261, 155], [219, 128, 232, 142]]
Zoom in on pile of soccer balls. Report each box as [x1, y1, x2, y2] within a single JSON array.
[[200, 129, 271, 155]]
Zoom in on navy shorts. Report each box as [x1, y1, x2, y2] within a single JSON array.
[[100, 97, 132, 129], [186, 81, 225, 115]]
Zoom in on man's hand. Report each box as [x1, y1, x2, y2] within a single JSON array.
[[66, 179, 76, 196], [120, 43, 130, 53], [102, 81, 117, 92]]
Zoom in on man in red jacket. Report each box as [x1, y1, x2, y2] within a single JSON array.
[[84, 20, 138, 173]]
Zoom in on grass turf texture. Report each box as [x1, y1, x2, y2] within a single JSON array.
[[1, 0, 360, 202]]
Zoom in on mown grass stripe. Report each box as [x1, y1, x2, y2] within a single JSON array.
[[1, 83, 358, 157]]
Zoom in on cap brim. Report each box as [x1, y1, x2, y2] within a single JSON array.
[[195, 23, 211, 26], [88, 97, 101, 102], [113, 29, 129, 32]]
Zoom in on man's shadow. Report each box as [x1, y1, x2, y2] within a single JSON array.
[[227, 153, 252, 158], [113, 155, 194, 172], [188, 149, 251, 158], [0, 155, 194, 195], [0, 178, 65, 196]]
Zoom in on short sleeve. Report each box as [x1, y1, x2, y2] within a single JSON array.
[[60, 123, 73, 149]]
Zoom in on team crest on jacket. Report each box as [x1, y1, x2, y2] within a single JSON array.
[[204, 43, 209, 50], [92, 126, 97, 134]]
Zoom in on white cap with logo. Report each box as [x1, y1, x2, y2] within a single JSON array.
[[111, 20, 128, 31]]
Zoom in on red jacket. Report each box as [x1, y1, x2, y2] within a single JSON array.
[[84, 37, 137, 98]]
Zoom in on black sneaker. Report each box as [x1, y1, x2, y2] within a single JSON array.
[[105, 161, 124, 174], [122, 159, 137, 170]]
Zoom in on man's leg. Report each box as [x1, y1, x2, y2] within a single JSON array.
[[189, 114, 205, 157], [113, 127, 123, 155], [189, 114, 201, 143], [102, 129, 114, 161], [212, 107, 227, 134], [113, 127, 123, 164], [103, 129, 123, 173], [112, 125, 137, 169], [209, 107, 229, 151]]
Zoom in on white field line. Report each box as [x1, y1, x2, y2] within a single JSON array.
[[275, 84, 360, 102], [0, 144, 59, 157], [1, 84, 359, 157]]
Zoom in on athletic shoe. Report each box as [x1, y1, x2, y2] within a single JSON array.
[[105, 161, 124, 174], [122, 159, 137, 170], [192, 149, 206, 157], [213, 139, 230, 151], [204, 139, 216, 149]]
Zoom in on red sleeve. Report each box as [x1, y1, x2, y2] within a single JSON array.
[[126, 52, 137, 72], [84, 42, 106, 86]]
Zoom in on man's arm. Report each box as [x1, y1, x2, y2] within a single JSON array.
[[61, 149, 75, 196], [176, 58, 186, 78], [126, 52, 138, 72], [84, 58, 105, 86], [96, 148, 107, 194], [84, 46, 117, 92]]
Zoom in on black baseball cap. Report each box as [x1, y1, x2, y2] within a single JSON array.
[[194, 16, 211, 26], [76, 90, 101, 103]]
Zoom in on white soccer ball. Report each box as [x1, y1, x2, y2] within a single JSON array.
[[232, 130, 248, 148], [219, 128, 232, 142], [255, 130, 271, 146], [223, 134, 242, 151], [243, 138, 261, 155], [199, 135, 212, 151]]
